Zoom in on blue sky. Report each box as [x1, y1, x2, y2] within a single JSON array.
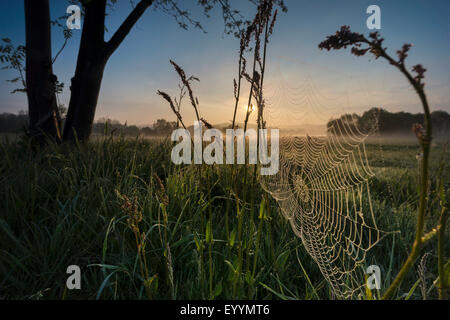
[[0, 0, 449, 127]]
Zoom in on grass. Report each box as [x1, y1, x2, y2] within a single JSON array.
[[0, 135, 448, 300]]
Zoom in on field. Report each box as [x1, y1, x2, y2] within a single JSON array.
[[0, 135, 448, 300]]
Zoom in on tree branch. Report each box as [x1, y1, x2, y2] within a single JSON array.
[[105, 0, 155, 57]]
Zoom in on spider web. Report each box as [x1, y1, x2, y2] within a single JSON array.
[[260, 70, 387, 299]]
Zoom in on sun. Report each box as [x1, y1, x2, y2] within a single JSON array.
[[245, 104, 256, 113]]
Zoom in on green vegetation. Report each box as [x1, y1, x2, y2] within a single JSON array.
[[0, 135, 448, 300]]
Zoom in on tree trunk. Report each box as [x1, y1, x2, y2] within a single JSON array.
[[24, 0, 61, 142], [63, 0, 107, 142], [63, 56, 107, 142]]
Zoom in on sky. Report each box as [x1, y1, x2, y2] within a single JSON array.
[[0, 0, 449, 129]]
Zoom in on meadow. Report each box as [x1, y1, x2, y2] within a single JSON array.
[[0, 134, 448, 300]]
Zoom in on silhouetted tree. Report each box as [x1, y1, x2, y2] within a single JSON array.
[[153, 119, 176, 135], [327, 108, 450, 137], [24, 0, 62, 142]]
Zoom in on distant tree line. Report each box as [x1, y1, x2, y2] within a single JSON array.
[[3, 108, 449, 137], [92, 118, 177, 137], [327, 108, 450, 137], [0, 112, 177, 137], [0, 111, 29, 133]]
